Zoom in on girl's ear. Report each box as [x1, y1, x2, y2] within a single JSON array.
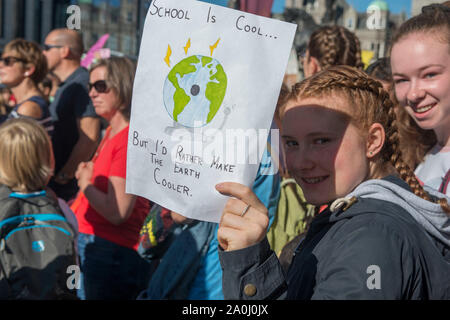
[[60, 45, 71, 59], [303, 52, 321, 78], [366, 123, 385, 158], [309, 56, 321, 75]]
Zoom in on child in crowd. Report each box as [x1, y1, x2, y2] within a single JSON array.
[[216, 65, 450, 299], [0, 118, 77, 299], [38, 72, 60, 104], [268, 25, 364, 261], [390, 3, 450, 196]]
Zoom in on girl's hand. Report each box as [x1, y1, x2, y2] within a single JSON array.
[[216, 182, 269, 252], [75, 161, 94, 192]]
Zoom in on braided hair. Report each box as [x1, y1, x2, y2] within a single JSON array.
[[307, 26, 364, 71], [286, 65, 450, 213]]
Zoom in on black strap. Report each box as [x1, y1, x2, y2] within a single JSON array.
[[438, 169, 450, 194]]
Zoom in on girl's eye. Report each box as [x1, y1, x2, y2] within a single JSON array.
[[284, 140, 298, 148], [393, 78, 407, 84], [314, 138, 330, 145], [424, 73, 437, 79]]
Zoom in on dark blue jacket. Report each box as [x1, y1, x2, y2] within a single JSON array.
[[219, 176, 450, 299]]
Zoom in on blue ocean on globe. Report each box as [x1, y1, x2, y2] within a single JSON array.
[[163, 55, 227, 128]]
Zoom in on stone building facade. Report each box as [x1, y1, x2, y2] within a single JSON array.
[[284, 0, 407, 60], [0, 0, 148, 58]]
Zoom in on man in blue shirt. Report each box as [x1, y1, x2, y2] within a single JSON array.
[[43, 29, 100, 201]]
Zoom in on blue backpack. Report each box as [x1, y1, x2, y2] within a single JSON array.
[[0, 185, 77, 299]]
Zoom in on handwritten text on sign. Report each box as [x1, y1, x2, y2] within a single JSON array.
[[149, 0, 279, 38], [126, 0, 296, 223]]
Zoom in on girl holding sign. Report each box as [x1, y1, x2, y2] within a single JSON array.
[[216, 65, 450, 299], [390, 4, 450, 196]]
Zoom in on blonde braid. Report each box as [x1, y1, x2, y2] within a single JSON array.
[[384, 100, 431, 201], [349, 30, 364, 71]]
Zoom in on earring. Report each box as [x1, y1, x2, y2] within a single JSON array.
[[24, 72, 29, 76], [369, 151, 373, 156]]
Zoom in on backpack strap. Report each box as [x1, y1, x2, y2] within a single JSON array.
[[9, 190, 46, 199], [438, 169, 450, 195]]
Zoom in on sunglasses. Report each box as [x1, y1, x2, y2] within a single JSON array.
[[0, 56, 27, 67], [42, 44, 63, 51], [88, 80, 109, 93]]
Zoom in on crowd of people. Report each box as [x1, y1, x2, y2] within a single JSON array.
[[0, 2, 448, 300]]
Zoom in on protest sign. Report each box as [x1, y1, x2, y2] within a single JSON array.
[[127, 0, 296, 223]]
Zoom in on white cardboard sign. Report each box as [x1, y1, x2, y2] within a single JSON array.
[[126, 0, 296, 223]]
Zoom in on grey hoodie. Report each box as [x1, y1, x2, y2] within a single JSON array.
[[219, 176, 450, 300], [338, 178, 450, 249]]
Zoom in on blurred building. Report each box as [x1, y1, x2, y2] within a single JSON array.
[[284, 0, 407, 61], [76, 0, 149, 58], [0, 0, 71, 50], [0, 0, 150, 58]]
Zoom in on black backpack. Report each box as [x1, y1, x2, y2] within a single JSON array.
[[0, 185, 78, 299]]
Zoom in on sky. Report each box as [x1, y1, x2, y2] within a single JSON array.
[[198, 0, 412, 16], [272, 0, 411, 15]]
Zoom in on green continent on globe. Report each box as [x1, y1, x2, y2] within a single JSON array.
[[202, 56, 212, 67], [167, 55, 200, 121], [205, 64, 227, 123]]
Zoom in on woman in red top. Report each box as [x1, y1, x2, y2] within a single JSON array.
[[72, 57, 151, 300]]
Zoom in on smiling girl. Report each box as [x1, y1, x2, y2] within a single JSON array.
[[216, 66, 450, 299], [390, 4, 450, 196]]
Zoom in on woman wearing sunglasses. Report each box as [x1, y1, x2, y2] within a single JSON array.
[[71, 57, 152, 300], [0, 39, 53, 135]]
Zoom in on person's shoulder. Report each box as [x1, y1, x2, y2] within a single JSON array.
[[419, 145, 450, 165], [0, 184, 11, 199], [27, 95, 48, 107], [330, 197, 419, 243], [69, 67, 89, 82], [16, 100, 43, 119], [63, 67, 89, 90]]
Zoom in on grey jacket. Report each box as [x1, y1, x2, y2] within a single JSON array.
[[218, 176, 450, 299]]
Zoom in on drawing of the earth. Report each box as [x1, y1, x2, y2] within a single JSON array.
[[163, 55, 227, 128]]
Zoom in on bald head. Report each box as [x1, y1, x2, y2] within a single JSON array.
[[47, 28, 84, 59]]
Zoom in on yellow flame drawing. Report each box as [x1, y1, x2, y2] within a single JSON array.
[[183, 38, 191, 55], [164, 45, 172, 67], [210, 38, 220, 56]]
